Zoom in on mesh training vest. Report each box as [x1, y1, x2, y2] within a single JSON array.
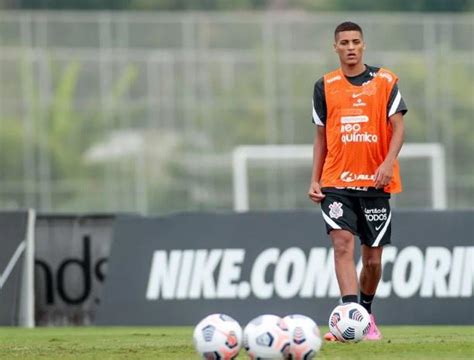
[[320, 67, 402, 193]]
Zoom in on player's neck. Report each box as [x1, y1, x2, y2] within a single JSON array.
[[340, 63, 366, 77]]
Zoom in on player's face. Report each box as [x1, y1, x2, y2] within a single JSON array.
[[334, 31, 365, 66]]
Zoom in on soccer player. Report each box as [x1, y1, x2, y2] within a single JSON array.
[[308, 21, 407, 341]]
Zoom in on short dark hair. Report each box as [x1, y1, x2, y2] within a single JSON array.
[[334, 21, 363, 40]]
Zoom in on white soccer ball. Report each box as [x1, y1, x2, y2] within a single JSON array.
[[193, 313, 243, 360], [243, 314, 291, 359], [328, 303, 370, 342], [283, 314, 322, 359]]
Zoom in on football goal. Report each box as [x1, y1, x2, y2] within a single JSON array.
[[232, 144, 446, 212]]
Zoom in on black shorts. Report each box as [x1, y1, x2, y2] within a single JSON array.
[[320, 193, 392, 247]]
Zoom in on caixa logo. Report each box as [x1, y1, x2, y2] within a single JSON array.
[[340, 171, 375, 182], [145, 246, 474, 301]]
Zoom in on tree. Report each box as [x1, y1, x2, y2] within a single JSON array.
[[3, 0, 470, 11]]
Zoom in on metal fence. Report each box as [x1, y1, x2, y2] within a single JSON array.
[[0, 11, 472, 213]]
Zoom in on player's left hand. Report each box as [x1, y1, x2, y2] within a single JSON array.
[[374, 160, 393, 189]]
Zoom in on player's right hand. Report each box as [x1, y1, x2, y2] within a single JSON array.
[[308, 181, 326, 203]]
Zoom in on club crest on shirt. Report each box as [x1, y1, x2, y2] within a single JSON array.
[[329, 201, 344, 219]]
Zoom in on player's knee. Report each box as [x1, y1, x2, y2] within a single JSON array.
[[333, 241, 353, 260], [363, 257, 382, 271]]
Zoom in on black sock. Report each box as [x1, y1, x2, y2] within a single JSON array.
[[341, 294, 358, 304], [360, 291, 375, 314]]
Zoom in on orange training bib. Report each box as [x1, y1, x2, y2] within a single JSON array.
[[320, 68, 402, 193]]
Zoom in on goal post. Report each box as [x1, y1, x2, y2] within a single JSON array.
[[232, 143, 446, 212], [19, 209, 36, 328]]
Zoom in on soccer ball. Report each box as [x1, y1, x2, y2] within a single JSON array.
[[283, 314, 322, 359], [243, 314, 290, 359], [193, 313, 243, 359], [328, 303, 370, 342]]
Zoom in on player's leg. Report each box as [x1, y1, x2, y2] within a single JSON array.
[[360, 245, 383, 339], [320, 194, 359, 301], [320, 194, 359, 341], [360, 244, 383, 313], [357, 196, 392, 340], [323, 229, 358, 341], [331, 229, 358, 298]]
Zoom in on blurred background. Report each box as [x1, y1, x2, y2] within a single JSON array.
[[0, 0, 472, 214]]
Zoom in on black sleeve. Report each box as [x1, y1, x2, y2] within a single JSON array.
[[312, 77, 326, 126], [387, 83, 408, 117]]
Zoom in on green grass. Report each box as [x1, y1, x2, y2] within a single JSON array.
[[0, 326, 473, 359]]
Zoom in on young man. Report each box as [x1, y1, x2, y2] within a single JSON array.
[[308, 21, 407, 341]]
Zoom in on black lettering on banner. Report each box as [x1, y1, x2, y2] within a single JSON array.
[[35, 235, 109, 305], [34, 259, 55, 304], [95, 258, 107, 283]]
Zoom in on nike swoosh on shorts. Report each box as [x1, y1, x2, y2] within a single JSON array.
[[375, 222, 385, 231]]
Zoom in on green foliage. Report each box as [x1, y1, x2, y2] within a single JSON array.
[[6, 0, 129, 10], [0, 117, 38, 181], [309, 0, 472, 12], [48, 61, 83, 179], [3, 0, 472, 11], [0, 12, 472, 212], [0, 54, 142, 211]]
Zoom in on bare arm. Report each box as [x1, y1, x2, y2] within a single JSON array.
[[374, 112, 405, 189], [308, 126, 327, 203]]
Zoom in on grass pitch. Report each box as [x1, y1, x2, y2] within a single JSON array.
[[0, 326, 473, 359]]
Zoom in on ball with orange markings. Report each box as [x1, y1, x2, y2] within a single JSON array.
[[193, 313, 243, 359], [283, 314, 322, 359]]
